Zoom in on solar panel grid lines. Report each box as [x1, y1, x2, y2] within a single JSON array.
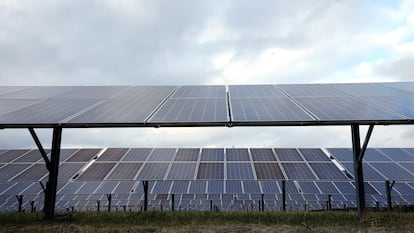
[[368, 162, 414, 180], [171, 85, 227, 99], [378, 148, 414, 161], [66, 149, 102, 162], [0, 150, 30, 163], [276, 84, 351, 97], [105, 163, 143, 180], [12, 164, 48, 181], [382, 82, 414, 95]]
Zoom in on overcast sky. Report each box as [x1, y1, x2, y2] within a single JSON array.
[[0, 0, 413, 149]]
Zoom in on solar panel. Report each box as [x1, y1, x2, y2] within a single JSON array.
[[208, 181, 224, 193], [77, 163, 116, 181], [294, 97, 403, 121], [274, 149, 303, 161], [57, 86, 129, 99], [0, 86, 31, 96], [149, 98, 228, 123], [297, 182, 320, 193], [136, 163, 169, 180], [299, 149, 330, 162], [363, 149, 392, 161], [200, 148, 224, 161], [66, 149, 101, 162], [189, 181, 206, 193], [3, 182, 32, 195], [254, 163, 284, 179], [227, 163, 254, 180], [111, 86, 176, 100], [250, 149, 276, 161], [94, 181, 118, 194], [106, 163, 142, 180], [97, 148, 129, 161], [315, 182, 340, 194], [21, 182, 43, 195], [330, 83, 408, 96], [278, 84, 349, 97], [226, 148, 250, 161], [113, 181, 135, 194], [361, 95, 414, 119], [341, 162, 385, 180], [226, 181, 242, 193], [171, 86, 226, 98], [171, 181, 189, 193], [121, 148, 152, 161], [333, 182, 355, 194], [167, 163, 197, 180], [197, 163, 224, 179], [368, 163, 414, 180], [309, 163, 347, 180], [0, 150, 29, 163], [58, 182, 83, 195], [174, 148, 199, 161], [399, 163, 414, 174], [326, 148, 353, 162], [152, 181, 172, 194], [228, 85, 286, 98], [230, 98, 314, 122], [148, 148, 176, 161], [377, 148, 414, 161], [281, 163, 317, 180], [0, 99, 100, 124], [243, 181, 261, 193], [12, 164, 48, 181], [0, 100, 42, 118], [260, 181, 280, 193], [0, 164, 31, 182], [0, 86, 82, 99], [382, 82, 414, 95], [14, 150, 49, 163], [77, 182, 101, 194]]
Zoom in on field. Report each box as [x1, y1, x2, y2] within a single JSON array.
[[0, 211, 413, 233]]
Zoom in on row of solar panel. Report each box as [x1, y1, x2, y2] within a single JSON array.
[[0, 82, 413, 125], [2, 180, 414, 196]]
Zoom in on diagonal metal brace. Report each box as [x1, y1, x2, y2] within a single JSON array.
[[357, 124, 374, 165], [28, 127, 51, 171], [39, 181, 47, 193]]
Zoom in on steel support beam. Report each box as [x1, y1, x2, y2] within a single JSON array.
[[143, 181, 148, 211], [28, 128, 51, 170], [261, 193, 264, 212], [281, 180, 286, 211], [351, 124, 374, 220], [107, 194, 112, 212], [171, 194, 175, 211], [385, 180, 395, 211], [16, 195, 23, 212], [43, 127, 62, 220]]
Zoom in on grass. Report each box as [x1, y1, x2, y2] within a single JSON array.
[[0, 211, 413, 232]]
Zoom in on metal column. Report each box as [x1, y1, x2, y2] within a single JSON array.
[[281, 180, 286, 211], [351, 124, 374, 220], [385, 180, 395, 211], [43, 127, 62, 220], [143, 181, 148, 211], [171, 194, 175, 211]]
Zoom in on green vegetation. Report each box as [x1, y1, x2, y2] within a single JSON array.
[[0, 211, 413, 232]]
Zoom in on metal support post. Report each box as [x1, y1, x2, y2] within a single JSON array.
[[261, 194, 264, 212], [16, 195, 23, 212], [30, 201, 35, 213], [106, 194, 112, 212], [171, 194, 175, 211], [210, 200, 213, 211], [43, 127, 62, 220], [97, 200, 100, 212], [385, 180, 395, 211], [143, 181, 148, 211], [328, 194, 332, 211], [351, 124, 373, 219], [282, 180, 286, 211]]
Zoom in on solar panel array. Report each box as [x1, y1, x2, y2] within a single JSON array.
[[1, 147, 414, 212], [0, 82, 413, 127]]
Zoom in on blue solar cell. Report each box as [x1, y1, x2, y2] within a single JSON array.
[[226, 148, 250, 161], [148, 148, 176, 161], [76, 182, 101, 194], [399, 163, 414, 174], [250, 149, 276, 161], [172, 86, 226, 98], [94, 181, 118, 194], [197, 163, 224, 179], [0, 86, 82, 99], [136, 163, 169, 180], [341, 162, 385, 180], [171, 181, 190, 193], [0, 164, 31, 182], [330, 83, 407, 96], [283, 181, 299, 193], [393, 183, 414, 195], [149, 98, 228, 123], [58, 182, 83, 194], [368, 163, 414, 180], [3, 182, 32, 195], [298, 182, 320, 193], [229, 85, 286, 98], [200, 148, 224, 161], [0, 150, 29, 163], [333, 182, 355, 194], [152, 181, 172, 194], [189, 181, 206, 193], [315, 182, 339, 194], [294, 97, 403, 121], [309, 163, 347, 180], [274, 149, 304, 161], [382, 82, 414, 95], [167, 163, 196, 180], [174, 148, 199, 161], [260, 181, 280, 193], [299, 149, 330, 161], [362, 96, 414, 119], [326, 148, 353, 162], [121, 148, 152, 161], [226, 181, 242, 193], [0, 100, 41, 117], [254, 163, 285, 179], [230, 98, 314, 122], [363, 149, 392, 162], [208, 181, 224, 193], [278, 84, 350, 97], [377, 148, 414, 161], [281, 163, 317, 180], [112, 86, 176, 100], [243, 181, 261, 193], [227, 163, 254, 180]]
